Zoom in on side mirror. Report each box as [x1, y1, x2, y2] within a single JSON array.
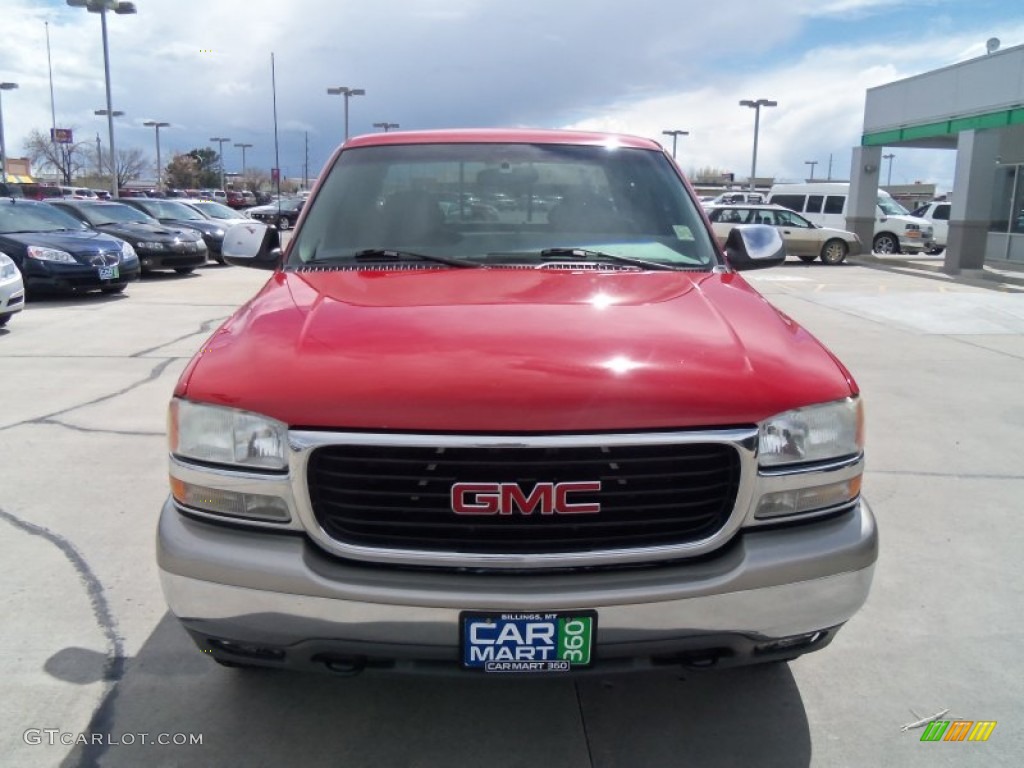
[[724, 224, 786, 271], [222, 221, 281, 270]]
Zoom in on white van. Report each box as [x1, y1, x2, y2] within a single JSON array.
[[768, 182, 933, 255]]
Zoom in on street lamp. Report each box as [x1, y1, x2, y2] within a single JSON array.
[[209, 136, 231, 191], [882, 153, 895, 187], [804, 160, 818, 181], [373, 122, 399, 133], [326, 86, 365, 141], [739, 98, 777, 192], [234, 142, 253, 187], [0, 82, 17, 184], [143, 120, 169, 193], [94, 109, 124, 182], [661, 129, 689, 160], [67, 0, 137, 199]]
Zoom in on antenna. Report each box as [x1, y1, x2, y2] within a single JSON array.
[[986, 37, 1000, 54]]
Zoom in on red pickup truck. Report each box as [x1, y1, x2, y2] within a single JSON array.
[[158, 129, 876, 675]]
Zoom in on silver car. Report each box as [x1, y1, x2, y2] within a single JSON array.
[[0, 251, 25, 327], [708, 203, 863, 265]]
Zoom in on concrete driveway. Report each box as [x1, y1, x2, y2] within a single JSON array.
[[1, 258, 1021, 767]]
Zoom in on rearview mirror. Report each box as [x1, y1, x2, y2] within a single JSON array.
[[724, 224, 786, 271], [222, 221, 281, 270]]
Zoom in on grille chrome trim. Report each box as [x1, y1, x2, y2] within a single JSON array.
[[288, 429, 759, 569]]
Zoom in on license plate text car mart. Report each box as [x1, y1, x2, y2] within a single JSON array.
[[461, 611, 596, 672]]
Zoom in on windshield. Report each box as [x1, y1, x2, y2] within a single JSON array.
[[190, 201, 246, 219], [137, 200, 206, 220], [0, 201, 88, 233], [290, 142, 715, 269], [81, 202, 155, 226], [877, 195, 910, 216]]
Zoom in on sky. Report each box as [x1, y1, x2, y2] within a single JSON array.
[[1, 0, 1022, 193]]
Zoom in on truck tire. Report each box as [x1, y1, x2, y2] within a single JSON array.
[[872, 233, 900, 255]]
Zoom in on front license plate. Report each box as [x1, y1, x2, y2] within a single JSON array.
[[461, 611, 596, 672], [98, 265, 119, 280]]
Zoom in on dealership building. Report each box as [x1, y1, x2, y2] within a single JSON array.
[[848, 41, 1024, 272]]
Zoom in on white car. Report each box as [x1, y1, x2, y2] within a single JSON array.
[[0, 251, 25, 327], [911, 200, 950, 253]]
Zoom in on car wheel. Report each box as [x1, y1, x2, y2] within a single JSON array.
[[797, 255, 817, 263], [175, 267, 196, 275], [100, 284, 127, 294], [0, 314, 10, 327], [928, 246, 945, 255], [276, 216, 290, 231], [872, 233, 900, 255], [820, 239, 848, 265]]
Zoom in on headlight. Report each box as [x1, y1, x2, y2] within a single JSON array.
[[120, 241, 138, 260], [758, 398, 863, 467], [169, 399, 288, 471], [26, 245, 77, 263], [137, 241, 166, 251], [0, 252, 17, 278]]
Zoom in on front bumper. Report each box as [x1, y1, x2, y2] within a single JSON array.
[[158, 497, 877, 673], [23, 260, 140, 293]]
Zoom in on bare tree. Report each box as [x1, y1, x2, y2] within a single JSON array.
[[23, 128, 91, 184], [114, 147, 148, 189]]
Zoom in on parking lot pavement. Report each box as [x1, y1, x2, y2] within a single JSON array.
[[1, 260, 1022, 767]]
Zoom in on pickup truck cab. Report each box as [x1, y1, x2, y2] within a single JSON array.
[[158, 129, 876, 675]]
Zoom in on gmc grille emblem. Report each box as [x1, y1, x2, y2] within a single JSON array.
[[450, 481, 602, 515]]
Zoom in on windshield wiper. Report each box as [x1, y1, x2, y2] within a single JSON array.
[[351, 249, 481, 269], [540, 247, 680, 271]]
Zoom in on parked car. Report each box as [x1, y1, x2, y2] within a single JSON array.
[[707, 191, 765, 206], [119, 198, 228, 263], [1, 183, 63, 201], [179, 198, 250, 225], [0, 250, 25, 326], [159, 128, 875, 676], [768, 182, 934, 255], [706, 203, 862, 264], [245, 197, 304, 229], [49, 200, 208, 275], [0, 198, 139, 294], [910, 200, 950, 254]]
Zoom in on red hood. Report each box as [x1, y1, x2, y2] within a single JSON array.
[[177, 268, 855, 431]]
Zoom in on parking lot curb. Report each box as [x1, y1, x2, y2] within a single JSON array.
[[847, 254, 1024, 292]]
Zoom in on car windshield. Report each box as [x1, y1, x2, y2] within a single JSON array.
[[877, 195, 910, 216], [190, 201, 246, 219], [290, 142, 716, 269], [80, 203, 155, 226], [0, 201, 88, 233], [138, 200, 206, 220]]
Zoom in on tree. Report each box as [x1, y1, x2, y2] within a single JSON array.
[[113, 147, 148, 189], [164, 152, 201, 190], [23, 128, 91, 184], [187, 147, 221, 188]]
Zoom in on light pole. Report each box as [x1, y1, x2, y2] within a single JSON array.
[[67, 0, 137, 199], [143, 120, 169, 193], [661, 129, 689, 160], [209, 136, 231, 190], [373, 122, 399, 133], [0, 82, 17, 184], [882, 153, 895, 187], [234, 142, 253, 188], [326, 86, 365, 141], [94, 108, 124, 183], [739, 98, 777, 192], [804, 160, 818, 181]]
